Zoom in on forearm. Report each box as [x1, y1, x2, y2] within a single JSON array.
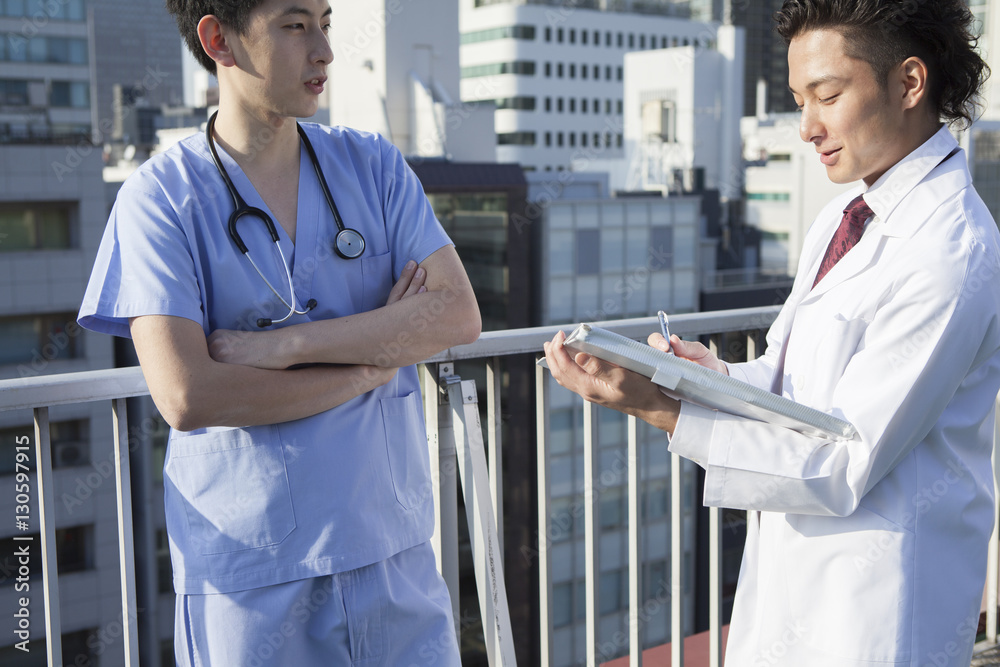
[[170, 361, 387, 431], [278, 279, 478, 368]]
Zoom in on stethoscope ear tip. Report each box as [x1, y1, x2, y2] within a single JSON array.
[[257, 318, 272, 328]]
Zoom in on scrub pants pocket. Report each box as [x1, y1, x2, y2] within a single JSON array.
[[165, 425, 296, 555]]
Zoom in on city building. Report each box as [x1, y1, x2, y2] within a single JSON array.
[[0, 2, 128, 664], [328, 0, 495, 161], [459, 0, 718, 173]]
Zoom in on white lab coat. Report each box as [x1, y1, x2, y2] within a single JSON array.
[[669, 126, 1000, 666]]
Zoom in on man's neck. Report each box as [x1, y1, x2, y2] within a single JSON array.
[[211, 104, 300, 176]]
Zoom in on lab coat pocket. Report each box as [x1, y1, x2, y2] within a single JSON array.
[[362, 251, 393, 312], [380, 392, 432, 510], [165, 425, 296, 555], [785, 506, 913, 662], [792, 313, 870, 405]]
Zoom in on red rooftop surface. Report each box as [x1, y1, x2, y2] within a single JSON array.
[[601, 626, 730, 667]]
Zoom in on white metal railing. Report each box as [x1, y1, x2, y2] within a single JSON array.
[[3, 305, 999, 666]]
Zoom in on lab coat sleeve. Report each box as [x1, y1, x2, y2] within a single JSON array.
[[378, 140, 454, 281], [670, 218, 1000, 517], [78, 179, 203, 339]]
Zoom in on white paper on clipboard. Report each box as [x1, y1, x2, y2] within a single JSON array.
[[559, 323, 857, 441]]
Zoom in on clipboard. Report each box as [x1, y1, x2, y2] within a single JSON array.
[[548, 323, 857, 441]]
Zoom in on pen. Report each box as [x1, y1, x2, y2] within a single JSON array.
[[657, 310, 673, 354]]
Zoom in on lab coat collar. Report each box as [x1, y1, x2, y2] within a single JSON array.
[[863, 125, 963, 238]]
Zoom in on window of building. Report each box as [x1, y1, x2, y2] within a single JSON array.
[[545, 26, 552, 42], [496, 131, 536, 146], [0, 78, 28, 105], [569, 29, 575, 44], [0, 420, 89, 474], [575, 229, 599, 274], [617, 133, 623, 148], [605, 65, 612, 80], [569, 63, 576, 78], [581, 29, 588, 45], [545, 131, 552, 147], [557, 28, 564, 43], [593, 132, 600, 147], [557, 132, 564, 147], [581, 65, 587, 80], [581, 98, 588, 113], [593, 97, 600, 114], [544, 61, 551, 77], [594, 30, 600, 46], [569, 98, 575, 113], [557, 62, 564, 78], [605, 31, 612, 46], [460, 61, 536, 78], [557, 97, 564, 113], [617, 99, 623, 114], [673, 36, 679, 47], [0, 203, 73, 251], [650, 226, 674, 268], [460, 24, 536, 45], [49, 80, 89, 108], [683, 37, 690, 46], [650, 33, 657, 48], [605, 99, 612, 114], [0, 312, 81, 366], [0, 525, 92, 587], [493, 96, 537, 111], [661, 35, 668, 48], [545, 96, 552, 112], [599, 569, 625, 614], [569, 132, 576, 147], [553, 582, 573, 627], [616, 66, 623, 81], [628, 33, 635, 48], [581, 133, 588, 147], [592, 64, 599, 79], [748, 192, 792, 201], [639, 34, 646, 49], [0, 0, 85, 20], [617, 32, 623, 48]]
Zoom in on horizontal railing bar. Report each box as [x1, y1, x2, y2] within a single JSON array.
[[0, 307, 782, 413], [0, 366, 148, 411], [423, 307, 781, 363]]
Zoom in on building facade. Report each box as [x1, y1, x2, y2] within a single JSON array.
[[459, 0, 718, 173]]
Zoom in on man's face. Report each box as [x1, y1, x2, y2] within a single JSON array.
[[788, 28, 908, 187], [227, 0, 333, 120]]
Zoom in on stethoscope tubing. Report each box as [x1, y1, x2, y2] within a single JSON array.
[[205, 112, 364, 326]]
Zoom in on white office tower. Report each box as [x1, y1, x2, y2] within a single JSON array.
[[329, 0, 495, 161], [622, 24, 744, 198], [459, 0, 716, 173], [740, 113, 854, 275]]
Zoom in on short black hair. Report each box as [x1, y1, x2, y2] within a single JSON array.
[[775, 0, 990, 129], [165, 0, 269, 75]]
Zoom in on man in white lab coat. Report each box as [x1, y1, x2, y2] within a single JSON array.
[[545, 1, 1000, 665]]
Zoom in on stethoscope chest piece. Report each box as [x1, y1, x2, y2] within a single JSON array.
[[336, 228, 365, 259]]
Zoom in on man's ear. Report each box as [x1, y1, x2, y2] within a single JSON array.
[[898, 56, 930, 112], [197, 15, 236, 70]]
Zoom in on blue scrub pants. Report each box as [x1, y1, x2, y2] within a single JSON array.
[[174, 541, 461, 666]]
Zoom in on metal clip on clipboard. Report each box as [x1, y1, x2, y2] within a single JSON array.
[[558, 323, 857, 441]]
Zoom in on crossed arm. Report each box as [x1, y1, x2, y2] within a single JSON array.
[[132, 245, 481, 432]]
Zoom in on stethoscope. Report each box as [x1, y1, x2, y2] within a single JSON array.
[[205, 111, 365, 327]]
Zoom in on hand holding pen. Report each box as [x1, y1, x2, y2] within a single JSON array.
[[657, 311, 674, 355]]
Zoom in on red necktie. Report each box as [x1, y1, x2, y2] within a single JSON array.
[[813, 194, 873, 288]]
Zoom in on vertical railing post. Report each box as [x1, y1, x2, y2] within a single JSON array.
[[671, 451, 685, 667], [112, 398, 140, 665], [487, 356, 505, 557], [708, 338, 723, 667], [627, 415, 643, 666], [536, 360, 553, 666], [989, 395, 1000, 644], [34, 407, 63, 666], [583, 400, 600, 666], [423, 363, 461, 634]]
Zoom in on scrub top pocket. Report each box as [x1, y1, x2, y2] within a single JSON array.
[[380, 392, 432, 510], [361, 252, 393, 313], [165, 425, 296, 555]]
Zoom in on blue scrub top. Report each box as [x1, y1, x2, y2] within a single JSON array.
[[79, 125, 451, 594]]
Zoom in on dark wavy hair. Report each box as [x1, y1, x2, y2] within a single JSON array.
[[165, 0, 268, 75], [774, 0, 990, 129]]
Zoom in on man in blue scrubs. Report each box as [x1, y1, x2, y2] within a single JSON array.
[[78, 0, 481, 664]]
